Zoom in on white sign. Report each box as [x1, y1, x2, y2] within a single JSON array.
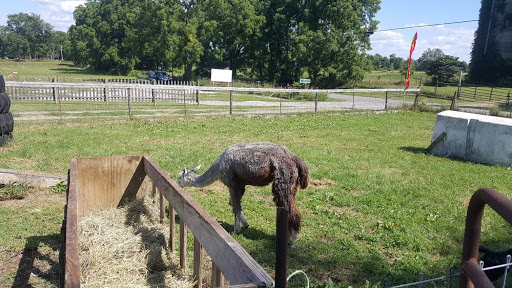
[[211, 69, 233, 83]]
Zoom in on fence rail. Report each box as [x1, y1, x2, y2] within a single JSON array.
[[6, 80, 421, 118]]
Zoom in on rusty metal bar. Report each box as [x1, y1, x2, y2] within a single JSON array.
[[459, 188, 512, 288], [275, 207, 288, 288]]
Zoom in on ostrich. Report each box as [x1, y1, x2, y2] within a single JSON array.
[[177, 142, 308, 248]]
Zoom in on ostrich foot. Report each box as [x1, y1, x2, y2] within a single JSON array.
[[233, 212, 250, 234], [289, 230, 300, 249]]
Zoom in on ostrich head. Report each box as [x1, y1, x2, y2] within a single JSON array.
[[177, 165, 201, 187]]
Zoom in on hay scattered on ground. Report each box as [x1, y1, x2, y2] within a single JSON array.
[[78, 196, 194, 288]]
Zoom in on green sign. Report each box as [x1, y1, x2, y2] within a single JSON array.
[[300, 78, 311, 84]]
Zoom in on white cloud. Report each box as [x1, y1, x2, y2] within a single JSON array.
[[369, 24, 476, 63], [32, 0, 85, 31]]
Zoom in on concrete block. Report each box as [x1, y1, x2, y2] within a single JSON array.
[[430, 111, 512, 167]]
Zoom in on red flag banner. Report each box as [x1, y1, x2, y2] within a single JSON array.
[[405, 32, 418, 90]]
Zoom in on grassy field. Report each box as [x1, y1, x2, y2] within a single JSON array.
[[0, 112, 511, 287]]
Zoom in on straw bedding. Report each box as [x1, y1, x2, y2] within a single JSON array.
[[78, 196, 194, 288]]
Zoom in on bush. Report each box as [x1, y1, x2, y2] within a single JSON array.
[[489, 106, 501, 117]]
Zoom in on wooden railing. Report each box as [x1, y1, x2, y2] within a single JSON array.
[[61, 156, 273, 288]]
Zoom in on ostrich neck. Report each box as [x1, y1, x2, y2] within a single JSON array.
[[190, 163, 220, 187]]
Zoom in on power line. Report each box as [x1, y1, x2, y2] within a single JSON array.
[[374, 19, 478, 33]]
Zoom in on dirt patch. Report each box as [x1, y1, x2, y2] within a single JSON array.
[[308, 178, 336, 189], [0, 189, 65, 208]]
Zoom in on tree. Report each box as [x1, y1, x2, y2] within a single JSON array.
[[416, 48, 445, 71], [424, 54, 461, 83], [3, 32, 30, 59], [389, 54, 405, 70], [258, 0, 380, 87], [6, 13, 53, 59], [196, 0, 265, 78]]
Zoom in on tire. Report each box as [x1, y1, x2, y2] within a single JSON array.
[[0, 74, 5, 94], [0, 113, 13, 134], [0, 92, 10, 114], [4, 113, 13, 133]]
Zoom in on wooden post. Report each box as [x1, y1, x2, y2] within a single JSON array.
[[450, 91, 457, 110], [414, 76, 422, 105], [184, 90, 187, 118], [456, 71, 463, 100], [315, 92, 318, 113], [211, 262, 225, 288], [473, 86, 477, 99], [434, 80, 438, 95], [152, 88, 156, 106], [128, 87, 132, 116], [152, 183, 157, 204], [229, 90, 233, 115], [385, 91, 388, 110], [180, 219, 187, 273], [489, 87, 494, 101], [196, 79, 200, 105], [169, 204, 175, 252], [193, 237, 203, 288], [159, 189, 165, 224], [53, 77, 58, 104]]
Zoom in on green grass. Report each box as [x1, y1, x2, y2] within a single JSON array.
[[0, 59, 137, 80], [0, 185, 63, 287], [1, 112, 511, 287]]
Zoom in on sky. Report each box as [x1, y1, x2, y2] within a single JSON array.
[[369, 1, 481, 63], [0, 0, 482, 63]]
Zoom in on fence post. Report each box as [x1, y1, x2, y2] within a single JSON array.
[[53, 77, 58, 104], [152, 88, 156, 106], [450, 91, 457, 110], [434, 80, 438, 95], [229, 90, 233, 115], [414, 76, 422, 105], [385, 91, 388, 110], [456, 71, 462, 99], [196, 79, 200, 105], [193, 237, 203, 288], [128, 88, 132, 116], [473, 86, 477, 99], [104, 79, 109, 105], [275, 207, 288, 288], [168, 204, 175, 252], [489, 87, 494, 101], [183, 90, 187, 118], [315, 92, 318, 113], [180, 219, 187, 273]]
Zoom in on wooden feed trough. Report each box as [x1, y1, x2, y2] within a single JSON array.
[[60, 155, 273, 288]]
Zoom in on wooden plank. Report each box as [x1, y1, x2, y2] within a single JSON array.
[[159, 188, 165, 224], [193, 237, 203, 288], [142, 157, 273, 286], [76, 156, 147, 218], [152, 183, 157, 204], [170, 204, 175, 252], [211, 262, 225, 288], [180, 219, 187, 273], [64, 158, 80, 287]]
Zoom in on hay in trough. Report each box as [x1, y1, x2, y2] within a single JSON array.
[[78, 195, 194, 288]]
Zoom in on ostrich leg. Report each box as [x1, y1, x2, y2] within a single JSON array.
[[229, 186, 249, 233]]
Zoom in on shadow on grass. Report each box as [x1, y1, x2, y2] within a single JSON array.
[[399, 146, 427, 154], [13, 234, 61, 287]]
